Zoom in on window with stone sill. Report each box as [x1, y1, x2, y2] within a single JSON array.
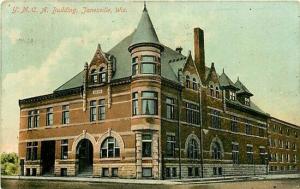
[[90, 69, 98, 83], [187, 139, 199, 159], [90, 100, 97, 122], [231, 116, 238, 132], [98, 99, 105, 120], [166, 135, 176, 157], [61, 139, 68, 160], [26, 142, 38, 161], [246, 145, 253, 164], [132, 92, 139, 116], [211, 141, 222, 160], [46, 107, 53, 126], [166, 97, 175, 120], [232, 143, 239, 164], [28, 110, 39, 129], [192, 78, 197, 90], [186, 103, 200, 125], [100, 137, 120, 158], [141, 91, 158, 115], [186, 75, 191, 88], [141, 55, 158, 74], [245, 122, 252, 135], [142, 134, 152, 157], [62, 105, 70, 124], [259, 147, 266, 164], [211, 110, 221, 129], [99, 67, 106, 83]]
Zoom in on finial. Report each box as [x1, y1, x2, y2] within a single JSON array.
[[144, 1, 147, 11], [223, 68, 225, 73], [97, 43, 101, 50], [211, 62, 215, 67], [237, 76, 239, 81]]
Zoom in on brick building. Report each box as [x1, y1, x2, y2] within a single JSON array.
[[18, 5, 300, 179]]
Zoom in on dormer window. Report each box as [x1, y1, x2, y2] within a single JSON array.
[[141, 55, 157, 74], [192, 78, 197, 90], [186, 76, 190, 88], [229, 90, 236, 101], [99, 67, 106, 83], [245, 97, 250, 106], [91, 69, 98, 83], [210, 85, 214, 96]]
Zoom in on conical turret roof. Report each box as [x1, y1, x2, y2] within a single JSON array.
[[129, 5, 162, 51], [235, 78, 253, 96]]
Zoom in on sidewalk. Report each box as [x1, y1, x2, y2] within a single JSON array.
[[1, 173, 300, 185]]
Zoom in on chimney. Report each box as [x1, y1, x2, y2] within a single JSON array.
[[175, 47, 183, 54], [194, 28, 205, 82]]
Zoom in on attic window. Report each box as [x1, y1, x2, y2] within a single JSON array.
[[210, 85, 214, 97], [215, 87, 220, 98], [245, 97, 250, 106], [229, 90, 236, 101], [99, 67, 106, 83], [186, 76, 191, 88], [192, 78, 197, 90], [91, 69, 98, 83]]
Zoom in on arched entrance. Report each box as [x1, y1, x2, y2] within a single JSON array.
[[76, 139, 93, 176]]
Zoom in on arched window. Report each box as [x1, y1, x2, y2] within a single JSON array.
[[91, 69, 98, 83], [211, 141, 222, 159], [187, 139, 199, 159], [186, 76, 190, 88], [100, 137, 120, 158], [99, 67, 106, 83], [192, 78, 197, 90]]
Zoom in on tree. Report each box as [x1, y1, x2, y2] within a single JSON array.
[[1, 152, 19, 175]]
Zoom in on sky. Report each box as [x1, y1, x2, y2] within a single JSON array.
[[1, 1, 299, 153]]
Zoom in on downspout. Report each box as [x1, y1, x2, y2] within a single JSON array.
[[198, 83, 204, 178]]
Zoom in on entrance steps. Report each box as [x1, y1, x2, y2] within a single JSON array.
[[78, 166, 93, 177]]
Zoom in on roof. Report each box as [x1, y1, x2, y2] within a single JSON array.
[[129, 6, 161, 50], [227, 98, 268, 116], [235, 78, 253, 96], [55, 71, 83, 92], [219, 71, 238, 90]]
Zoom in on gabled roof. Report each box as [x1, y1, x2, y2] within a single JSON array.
[[129, 6, 161, 50], [219, 71, 238, 90], [235, 78, 253, 96]]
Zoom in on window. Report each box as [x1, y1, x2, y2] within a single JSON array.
[[132, 92, 139, 116], [46, 108, 53, 126], [245, 122, 252, 135], [186, 76, 191, 88], [32, 168, 37, 176], [259, 128, 265, 137], [215, 87, 220, 98], [101, 137, 120, 158], [211, 142, 222, 160], [61, 140, 68, 160], [172, 167, 177, 177], [91, 69, 98, 83], [295, 131, 298, 138], [210, 85, 214, 96], [232, 143, 239, 164], [245, 97, 250, 106], [132, 57, 138, 75], [211, 110, 221, 129], [166, 97, 175, 119], [142, 92, 158, 115], [285, 141, 290, 149], [98, 99, 105, 120], [187, 139, 199, 159], [166, 135, 176, 157], [292, 143, 296, 151], [188, 167, 193, 176], [195, 167, 199, 176], [112, 168, 118, 177], [278, 140, 283, 148], [286, 129, 289, 136], [61, 168, 67, 176], [28, 110, 39, 128], [90, 101, 97, 122], [213, 167, 222, 176], [192, 78, 197, 90], [231, 116, 238, 132], [246, 145, 253, 164], [294, 155, 297, 163], [165, 167, 171, 178], [62, 105, 70, 124], [229, 90, 236, 101], [26, 142, 38, 160], [186, 103, 200, 125], [259, 147, 266, 164], [99, 67, 106, 83], [142, 134, 152, 157], [141, 55, 157, 74], [102, 168, 109, 177], [142, 168, 152, 177]]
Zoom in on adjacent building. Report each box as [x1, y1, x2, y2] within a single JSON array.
[[18, 5, 300, 179]]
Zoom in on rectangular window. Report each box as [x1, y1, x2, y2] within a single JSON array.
[[166, 135, 176, 157], [142, 134, 152, 157], [61, 140, 68, 160], [28, 110, 39, 128], [259, 128, 265, 137], [165, 167, 171, 178], [232, 143, 239, 164], [195, 167, 199, 177], [186, 102, 200, 125], [112, 168, 118, 177], [132, 92, 139, 116], [62, 105, 70, 124], [90, 101, 97, 122], [259, 147, 266, 164], [61, 168, 67, 176], [98, 99, 105, 120], [231, 116, 238, 132], [46, 108, 53, 126], [211, 110, 221, 128], [245, 97, 250, 106], [142, 168, 152, 177], [142, 92, 158, 115], [245, 122, 252, 135], [172, 167, 177, 177], [246, 145, 253, 164], [132, 57, 138, 75], [166, 97, 175, 119], [142, 55, 156, 62], [102, 168, 109, 177], [188, 167, 193, 176], [26, 142, 38, 160], [141, 63, 156, 74]]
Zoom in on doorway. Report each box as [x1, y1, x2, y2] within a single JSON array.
[[41, 140, 55, 175], [76, 139, 93, 175]]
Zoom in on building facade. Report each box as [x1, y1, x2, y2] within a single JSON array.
[[18, 6, 300, 179]]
